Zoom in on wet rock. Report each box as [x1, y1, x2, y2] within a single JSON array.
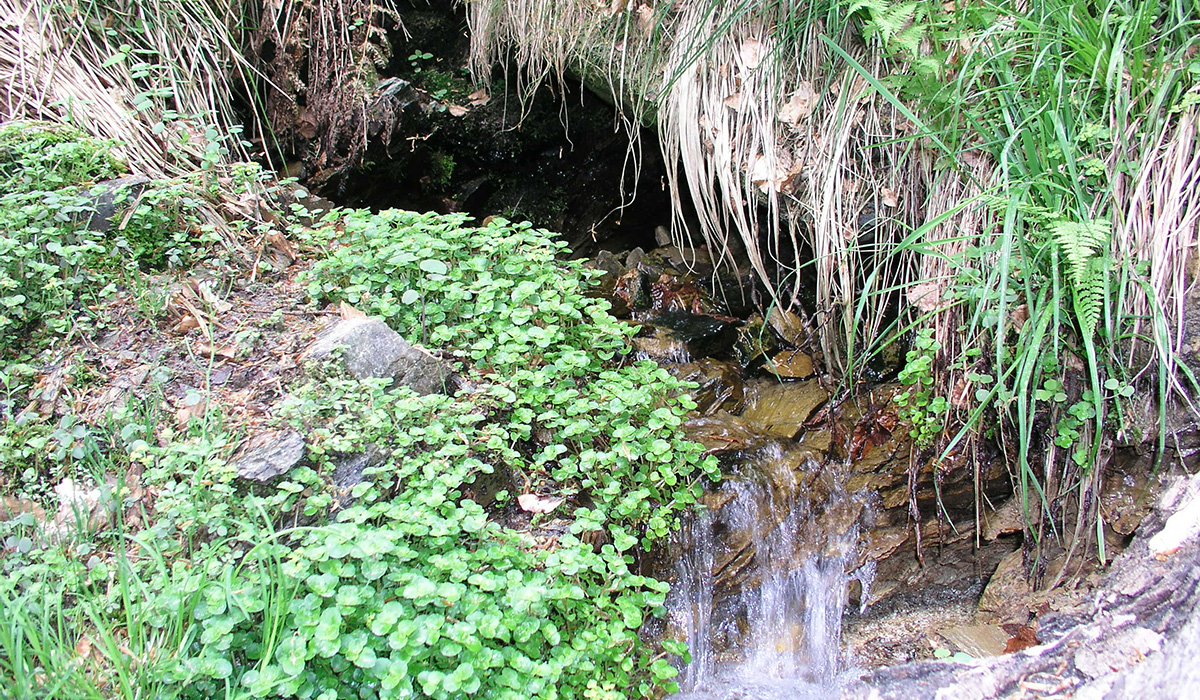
[[684, 412, 764, 452], [741, 378, 829, 439], [631, 326, 692, 363], [305, 316, 453, 395], [977, 548, 1032, 622], [667, 359, 746, 415], [584, 251, 632, 316], [233, 429, 306, 482], [982, 496, 1038, 541], [626, 247, 646, 269], [84, 175, 152, 232], [764, 350, 815, 379], [938, 624, 1010, 658], [798, 428, 834, 453], [1100, 468, 1157, 535], [766, 306, 806, 345], [652, 246, 713, 278], [612, 266, 652, 312], [856, 526, 910, 566], [637, 311, 739, 360], [733, 313, 778, 369]]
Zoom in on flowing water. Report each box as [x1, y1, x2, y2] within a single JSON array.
[[666, 444, 873, 698]]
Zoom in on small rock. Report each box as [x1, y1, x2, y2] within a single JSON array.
[[764, 350, 814, 379], [305, 316, 453, 395], [85, 175, 152, 233], [666, 359, 746, 414], [589, 249, 626, 277], [977, 548, 1032, 622], [741, 379, 829, 439], [938, 624, 1010, 658], [233, 429, 306, 482], [626, 247, 646, 269]]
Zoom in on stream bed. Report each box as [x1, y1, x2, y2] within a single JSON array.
[[577, 243, 1174, 697]]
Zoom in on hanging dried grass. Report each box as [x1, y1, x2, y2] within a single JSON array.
[[0, 0, 263, 177], [468, 0, 924, 373]]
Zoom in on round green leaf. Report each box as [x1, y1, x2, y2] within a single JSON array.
[[419, 259, 449, 275]]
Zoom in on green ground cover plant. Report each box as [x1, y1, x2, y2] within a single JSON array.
[[0, 123, 220, 359], [0, 130, 718, 698]]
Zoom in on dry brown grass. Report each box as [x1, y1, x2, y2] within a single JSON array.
[[468, 0, 929, 373], [0, 0, 263, 177]]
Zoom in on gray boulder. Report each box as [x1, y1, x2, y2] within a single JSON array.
[[232, 429, 306, 482], [305, 316, 453, 395]]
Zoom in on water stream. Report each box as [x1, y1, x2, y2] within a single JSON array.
[[666, 444, 873, 698]]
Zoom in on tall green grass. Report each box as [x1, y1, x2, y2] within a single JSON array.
[[845, 0, 1200, 557], [469, 0, 1200, 558]]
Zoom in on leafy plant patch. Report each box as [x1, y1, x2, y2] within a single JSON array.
[[1, 192, 719, 699]]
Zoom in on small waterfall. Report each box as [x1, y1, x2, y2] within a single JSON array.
[[669, 508, 714, 691], [666, 443, 869, 697]]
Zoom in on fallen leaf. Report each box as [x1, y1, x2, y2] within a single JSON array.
[[1002, 626, 1039, 654], [739, 37, 766, 72], [172, 315, 200, 334], [466, 89, 491, 107], [339, 302, 367, 320], [518, 493, 564, 514], [723, 92, 744, 111], [778, 82, 817, 124], [447, 104, 469, 117], [880, 186, 899, 208], [196, 342, 238, 360]]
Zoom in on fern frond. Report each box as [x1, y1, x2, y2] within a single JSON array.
[[1049, 218, 1110, 288], [1074, 256, 1106, 337]]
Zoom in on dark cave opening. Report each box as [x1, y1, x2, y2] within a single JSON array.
[[316, 0, 695, 260]]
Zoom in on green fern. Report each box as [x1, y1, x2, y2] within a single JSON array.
[[1074, 257, 1106, 337], [849, 0, 924, 48], [1050, 218, 1110, 336], [1049, 218, 1109, 287]]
